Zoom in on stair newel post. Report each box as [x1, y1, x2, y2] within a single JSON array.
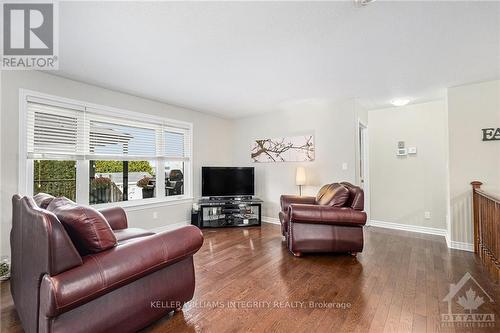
[[471, 181, 483, 254]]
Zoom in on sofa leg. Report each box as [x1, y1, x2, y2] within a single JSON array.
[[292, 251, 302, 257], [349, 252, 358, 257]]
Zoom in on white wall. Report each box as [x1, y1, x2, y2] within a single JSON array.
[[231, 99, 360, 220], [0, 71, 233, 256], [368, 101, 448, 230], [448, 80, 500, 245], [367, 80, 500, 248], [0, 70, 3, 258]]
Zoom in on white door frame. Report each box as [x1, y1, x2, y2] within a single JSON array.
[[357, 119, 370, 223]]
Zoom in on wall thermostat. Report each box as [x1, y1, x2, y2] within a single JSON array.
[[397, 148, 407, 156]]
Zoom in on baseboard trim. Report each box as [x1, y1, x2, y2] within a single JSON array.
[[369, 219, 448, 237], [445, 233, 451, 248], [447, 239, 474, 252], [262, 216, 280, 225], [150, 221, 190, 233], [369, 220, 474, 252]]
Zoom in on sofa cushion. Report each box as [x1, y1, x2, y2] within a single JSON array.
[[113, 228, 155, 243], [47, 197, 117, 255], [33, 192, 55, 209], [315, 183, 350, 207], [99, 207, 128, 230]]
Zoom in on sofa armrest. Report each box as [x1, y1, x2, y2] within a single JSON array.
[[39, 225, 203, 317], [289, 204, 367, 227], [280, 195, 316, 212], [99, 207, 128, 230]]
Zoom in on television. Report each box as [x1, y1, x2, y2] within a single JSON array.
[[202, 167, 254, 198]]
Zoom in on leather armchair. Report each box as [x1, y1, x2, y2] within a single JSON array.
[[11, 195, 203, 333], [279, 182, 367, 256]]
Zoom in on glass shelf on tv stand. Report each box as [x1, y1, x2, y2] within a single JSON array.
[[197, 198, 262, 228], [203, 215, 260, 228]]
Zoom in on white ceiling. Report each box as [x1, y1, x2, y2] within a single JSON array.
[[55, 1, 500, 118]]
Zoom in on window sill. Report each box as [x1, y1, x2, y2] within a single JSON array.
[[91, 196, 194, 212]]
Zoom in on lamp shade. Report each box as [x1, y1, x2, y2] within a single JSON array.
[[295, 167, 306, 186]]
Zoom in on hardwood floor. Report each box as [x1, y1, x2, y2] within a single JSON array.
[[2, 223, 499, 332]]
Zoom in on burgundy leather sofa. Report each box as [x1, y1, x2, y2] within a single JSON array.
[[279, 182, 367, 257], [10, 194, 203, 333]]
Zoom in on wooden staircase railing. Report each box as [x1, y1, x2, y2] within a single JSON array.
[[471, 181, 500, 283]]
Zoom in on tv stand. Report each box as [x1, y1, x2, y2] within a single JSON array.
[[192, 197, 263, 228]]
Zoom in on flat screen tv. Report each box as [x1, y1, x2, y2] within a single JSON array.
[[202, 167, 254, 198]]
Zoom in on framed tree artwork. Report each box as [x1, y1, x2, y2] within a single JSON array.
[[251, 135, 315, 162]]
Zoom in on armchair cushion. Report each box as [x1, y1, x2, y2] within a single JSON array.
[[47, 197, 117, 255], [341, 182, 364, 211], [315, 183, 350, 207], [40, 225, 204, 317], [290, 204, 367, 227]]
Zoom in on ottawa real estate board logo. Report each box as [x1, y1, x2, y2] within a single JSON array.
[[2, 2, 58, 70], [441, 272, 495, 328]]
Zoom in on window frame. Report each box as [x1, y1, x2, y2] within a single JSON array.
[[19, 89, 194, 209]]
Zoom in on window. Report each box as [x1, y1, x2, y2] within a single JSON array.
[[34, 160, 76, 201], [89, 160, 156, 204], [164, 130, 187, 197], [165, 161, 184, 196], [21, 90, 193, 207]]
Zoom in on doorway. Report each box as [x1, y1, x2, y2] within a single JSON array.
[[357, 121, 370, 223]]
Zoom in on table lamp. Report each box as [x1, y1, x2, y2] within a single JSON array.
[[295, 167, 306, 196]]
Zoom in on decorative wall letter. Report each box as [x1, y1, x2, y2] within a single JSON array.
[[482, 128, 500, 141]]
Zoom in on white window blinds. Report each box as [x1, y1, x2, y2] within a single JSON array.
[[26, 98, 192, 161], [87, 116, 157, 160], [163, 128, 190, 160], [26, 100, 84, 159]]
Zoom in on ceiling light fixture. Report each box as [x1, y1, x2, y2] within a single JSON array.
[[354, 0, 377, 7], [390, 98, 410, 107]]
